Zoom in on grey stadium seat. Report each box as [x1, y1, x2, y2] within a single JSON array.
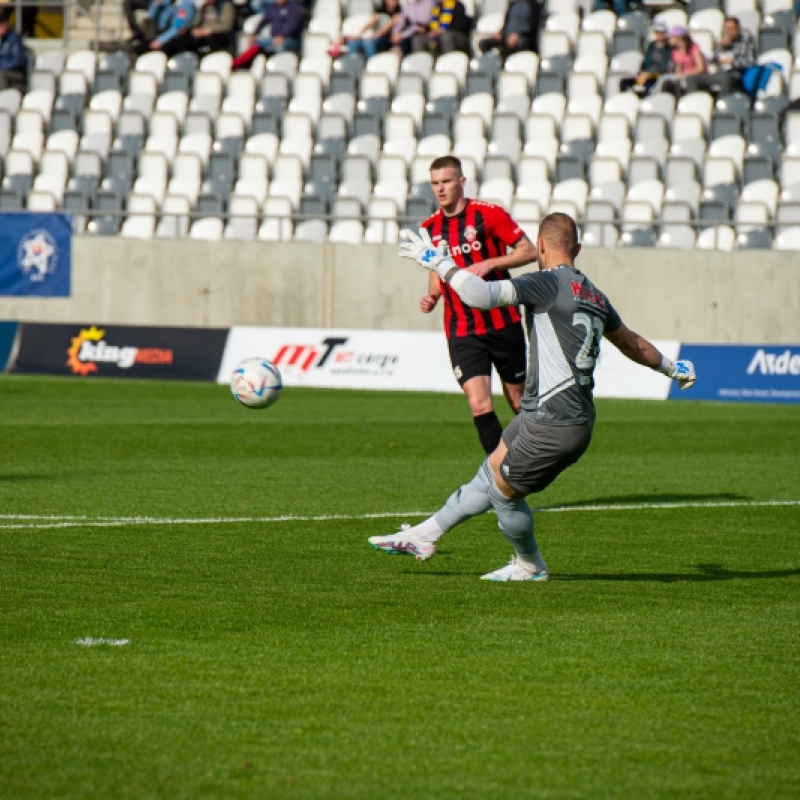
[[62, 188, 91, 213], [298, 192, 329, 217], [462, 70, 494, 98], [619, 227, 656, 248], [195, 192, 226, 218], [86, 215, 121, 236], [404, 197, 434, 224], [736, 228, 773, 249], [0, 188, 24, 209]]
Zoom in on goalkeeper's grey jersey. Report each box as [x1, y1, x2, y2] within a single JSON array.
[[510, 265, 622, 426]]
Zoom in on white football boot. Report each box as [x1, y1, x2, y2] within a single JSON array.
[[368, 523, 437, 561], [480, 555, 549, 582]]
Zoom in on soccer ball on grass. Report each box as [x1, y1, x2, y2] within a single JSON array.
[[230, 357, 282, 409]]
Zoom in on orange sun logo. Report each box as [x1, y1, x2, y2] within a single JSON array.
[[66, 326, 105, 376]]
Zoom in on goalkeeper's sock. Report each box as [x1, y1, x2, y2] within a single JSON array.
[[487, 481, 546, 571], [473, 411, 503, 455], [426, 458, 494, 541]]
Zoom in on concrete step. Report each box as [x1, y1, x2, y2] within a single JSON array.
[[65, 0, 127, 46]]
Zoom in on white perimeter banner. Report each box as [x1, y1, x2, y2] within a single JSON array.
[[218, 327, 680, 400]]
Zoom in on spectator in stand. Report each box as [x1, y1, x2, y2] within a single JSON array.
[[684, 16, 756, 97], [423, 0, 472, 56], [478, 0, 536, 60], [231, 0, 303, 68], [390, 0, 433, 56], [593, 0, 630, 16], [0, 8, 26, 91], [329, 0, 401, 60], [189, 0, 236, 55], [660, 26, 706, 98], [619, 19, 671, 97], [124, 0, 150, 43], [136, 0, 196, 56]]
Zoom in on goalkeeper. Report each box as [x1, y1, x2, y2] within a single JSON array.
[[369, 213, 696, 581]]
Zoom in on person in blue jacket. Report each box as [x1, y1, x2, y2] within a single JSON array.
[[0, 8, 27, 91], [231, 0, 304, 69], [136, 0, 196, 56]]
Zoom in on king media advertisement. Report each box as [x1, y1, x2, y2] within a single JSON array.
[[669, 344, 800, 404], [12, 323, 229, 381], [0, 213, 72, 297]]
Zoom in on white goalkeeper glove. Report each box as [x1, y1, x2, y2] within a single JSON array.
[[398, 227, 454, 279], [659, 357, 696, 390]]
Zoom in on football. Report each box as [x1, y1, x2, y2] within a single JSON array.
[[230, 357, 282, 409]]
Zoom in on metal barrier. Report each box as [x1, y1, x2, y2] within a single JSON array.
[[1, 208, 794, 250]]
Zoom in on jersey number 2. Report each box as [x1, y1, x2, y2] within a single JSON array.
[[573, 312, 603, 370]]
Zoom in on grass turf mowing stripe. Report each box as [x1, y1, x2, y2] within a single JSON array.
[[1, 498, 798, 530]]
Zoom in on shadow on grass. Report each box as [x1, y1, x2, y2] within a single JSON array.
[[538, 492, 750, 509], [0, 474, 62, 482], [408, 565, 800, 582], [558, 564, 800, 583]]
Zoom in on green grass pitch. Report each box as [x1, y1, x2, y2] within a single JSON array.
[[1, 375, 798, 799]]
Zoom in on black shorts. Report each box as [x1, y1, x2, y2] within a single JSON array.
[[447, 323, 527, 387]]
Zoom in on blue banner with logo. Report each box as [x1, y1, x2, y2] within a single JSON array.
[[0, 213, 71, 297], [670, 345, 800, 404]]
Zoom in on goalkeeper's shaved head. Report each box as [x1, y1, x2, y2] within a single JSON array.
[[538, 213, 579, 251], [536, 213, 581, 269]]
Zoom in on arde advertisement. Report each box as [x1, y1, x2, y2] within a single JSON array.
[[12, 323, 228, 381], [669, 345, 800, 403]]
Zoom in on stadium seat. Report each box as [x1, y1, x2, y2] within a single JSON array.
[[656, 225, 697, 250], [189, 217, 224, 241], [774, 226, 800, 250], [86, 215, 122, 236]]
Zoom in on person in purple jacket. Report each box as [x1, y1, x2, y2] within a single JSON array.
[[232, 0, 303, 68]]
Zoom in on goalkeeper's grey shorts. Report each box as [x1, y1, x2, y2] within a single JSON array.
[[500, 415, 594, 495]]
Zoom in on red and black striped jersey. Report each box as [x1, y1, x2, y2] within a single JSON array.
[[422, 199, 526, 339]]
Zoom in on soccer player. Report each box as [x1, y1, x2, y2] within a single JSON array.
[[369, 213, 696, 581], [421, 155, 538, 455]]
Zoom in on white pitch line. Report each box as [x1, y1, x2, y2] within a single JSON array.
[[0, 500, 798, 530], [74, 637, 130, 647]]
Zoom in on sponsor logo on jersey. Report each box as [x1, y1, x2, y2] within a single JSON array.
[[66, 326, 173, 375], [570, 280, 606, 310], [746, 348, 800, 376], [431, 234, 483, 256], [273, 337, 400, 374]]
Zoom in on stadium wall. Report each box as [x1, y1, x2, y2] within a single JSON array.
[[0, 239, 798, 343]]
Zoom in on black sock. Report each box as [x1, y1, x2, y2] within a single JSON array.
[[473, 411, 503, 455]]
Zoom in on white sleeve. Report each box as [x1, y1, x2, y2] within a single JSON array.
[[446, 269, 519, 309]]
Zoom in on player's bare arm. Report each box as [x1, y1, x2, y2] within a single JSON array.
[[419, 271, 441, 314], [466, 235, 539, 279], [604, 323, 664, 369], [605, 323, 697, 389]]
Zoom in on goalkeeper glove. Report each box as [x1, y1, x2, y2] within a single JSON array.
[[398, 228, 454, 279], [659, 357, 696, 390]]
